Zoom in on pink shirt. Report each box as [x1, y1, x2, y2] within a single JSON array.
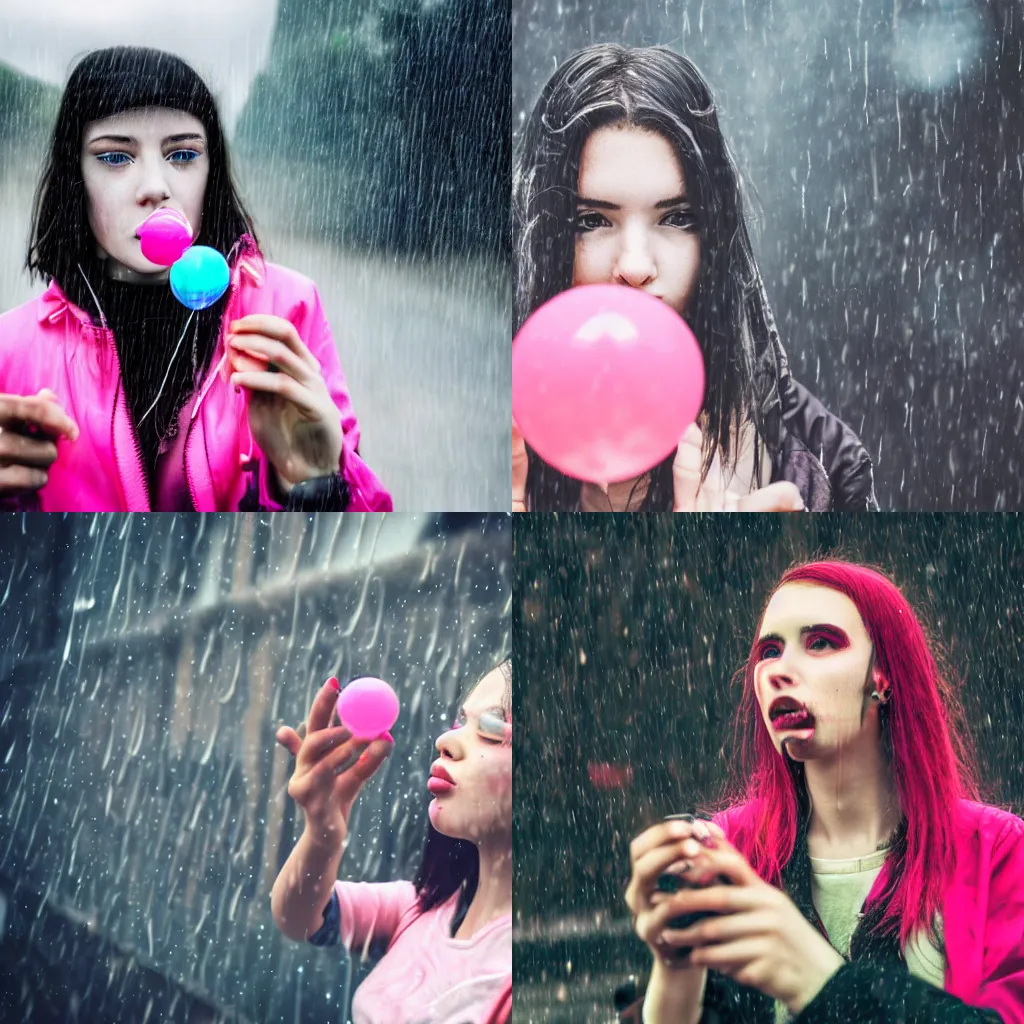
[[328, 880, 511, 1024]]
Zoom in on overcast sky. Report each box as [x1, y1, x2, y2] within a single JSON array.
[[0, 0, 279, 129]]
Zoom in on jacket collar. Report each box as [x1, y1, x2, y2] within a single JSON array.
[[35, 233, 265, 328]]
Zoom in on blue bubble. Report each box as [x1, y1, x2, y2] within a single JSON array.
[[169, 246, 231, 310]]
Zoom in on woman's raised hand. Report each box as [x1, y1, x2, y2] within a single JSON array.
[[275, 678, 393, 851], [626, 816, 726, 969], [672, 423, 804, 512], [648, 830, 845, 1016], [228, 315, 344, 493], [512, 418, 528, 511], [0, 389, 78, 496]]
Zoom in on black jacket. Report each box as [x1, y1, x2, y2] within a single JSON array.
[[751, 301, 877, 512]]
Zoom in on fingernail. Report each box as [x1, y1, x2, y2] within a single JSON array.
[[327, 677, 341, 692]]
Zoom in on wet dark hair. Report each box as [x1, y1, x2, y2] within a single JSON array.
[[412, 658, 512, 933], [513, 44, 787, 510], [26, 45, 257, 314]]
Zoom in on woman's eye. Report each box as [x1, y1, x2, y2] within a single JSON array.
[[574, 211, 609, 233], [167, 149, 200, 164], [478, 711, 509, 743], [97, 152, 132, 166], [807, 634, 836, 652], [661, 208, 697, 230], [758, 642, 782, 661]]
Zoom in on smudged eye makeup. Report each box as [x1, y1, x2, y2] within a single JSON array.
[[451, 707, 511, 744], [755, 624, 851, 662]]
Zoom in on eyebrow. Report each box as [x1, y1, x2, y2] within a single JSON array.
[[757, 624, 846, 645], [575, 193, 690, 210], [86, 133, 206, 146]]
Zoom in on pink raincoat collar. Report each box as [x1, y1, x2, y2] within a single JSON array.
[[35, 234, 265, 328]]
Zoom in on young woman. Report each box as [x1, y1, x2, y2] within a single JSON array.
[[271, 662, 512, 1024], [625, 561, 1024, 1022], [512, 45, 878, 512], [0, 46, 391, 511]]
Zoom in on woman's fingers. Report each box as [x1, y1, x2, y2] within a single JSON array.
[[662, 909, 772, 950], [228, 332, 319, 386], [0, 464, 49, 492], [0, 393, 79, 441], [0, 429, 59, 468], [335, 736, 393, 785], [231, 369, 322, 416], [307, 678, 342, 735], [736, 481, 805, 512], [229, 315, 320, 372], [275, 725, 302, 757]]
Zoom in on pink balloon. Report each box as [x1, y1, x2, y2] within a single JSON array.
[[336, 677, 400, 740], [138, 208, 194, 266], [511, 285, 706, 483]]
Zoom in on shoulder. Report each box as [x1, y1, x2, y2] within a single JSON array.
[[0, 294, 46, 335], [954, 799, 1024, 846]]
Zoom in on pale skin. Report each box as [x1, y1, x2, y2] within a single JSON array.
[[512, 124, 803, 512], [271, 669, 511, 943], [427, 668, 513, 937], [0, 106, 341, 498], [627, 583, 902, 1021]]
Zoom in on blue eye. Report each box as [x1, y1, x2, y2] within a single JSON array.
[[97, 152, 131, 166], [168, 149, 200, 164]]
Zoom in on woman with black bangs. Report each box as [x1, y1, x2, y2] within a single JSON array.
[[512, 44, 878, 512], [271, 661, 512, 1024], [0, 45, 391, 511]]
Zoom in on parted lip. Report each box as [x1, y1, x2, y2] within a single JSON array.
[[430, 763, 455, 785], [768, 695, 813, 722]]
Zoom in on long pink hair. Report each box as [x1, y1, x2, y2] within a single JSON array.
[[720, 560, 981, 950]]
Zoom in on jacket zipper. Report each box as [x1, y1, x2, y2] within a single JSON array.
[[105, 328, 152, 511], [182, 267, 245, 511]]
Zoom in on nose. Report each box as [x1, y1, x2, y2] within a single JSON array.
[[612, 228, 657, 289], [135, 154, 172, 207], [435, 726, 461, 759]]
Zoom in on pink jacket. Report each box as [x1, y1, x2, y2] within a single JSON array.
[[0, 237, 392, 511], [714, 799, 1024, 1021]]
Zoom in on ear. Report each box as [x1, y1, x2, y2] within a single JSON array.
[[873, 670, 891, 702]]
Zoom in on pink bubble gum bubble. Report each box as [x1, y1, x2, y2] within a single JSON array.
[[512, 284, 706, 483], [336, 677, 400, 740], [138, 208, 194, 266]]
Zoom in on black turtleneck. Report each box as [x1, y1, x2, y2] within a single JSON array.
[[93, 276, 223, 500]]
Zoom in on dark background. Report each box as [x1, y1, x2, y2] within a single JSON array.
[[512, 513, 1024, 1020], [513, 0, 1024, 511], [0, 512, 510, 1023]]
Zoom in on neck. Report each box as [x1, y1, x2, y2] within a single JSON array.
[[102, 255, 169, 286], [803, 714, 902, 858], [456, 837, 512, 940], [579, 474, 649, 512]]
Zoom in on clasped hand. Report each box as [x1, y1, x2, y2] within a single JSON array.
[[628, 820, 844, 1016], [228, 315, 343, 491]]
